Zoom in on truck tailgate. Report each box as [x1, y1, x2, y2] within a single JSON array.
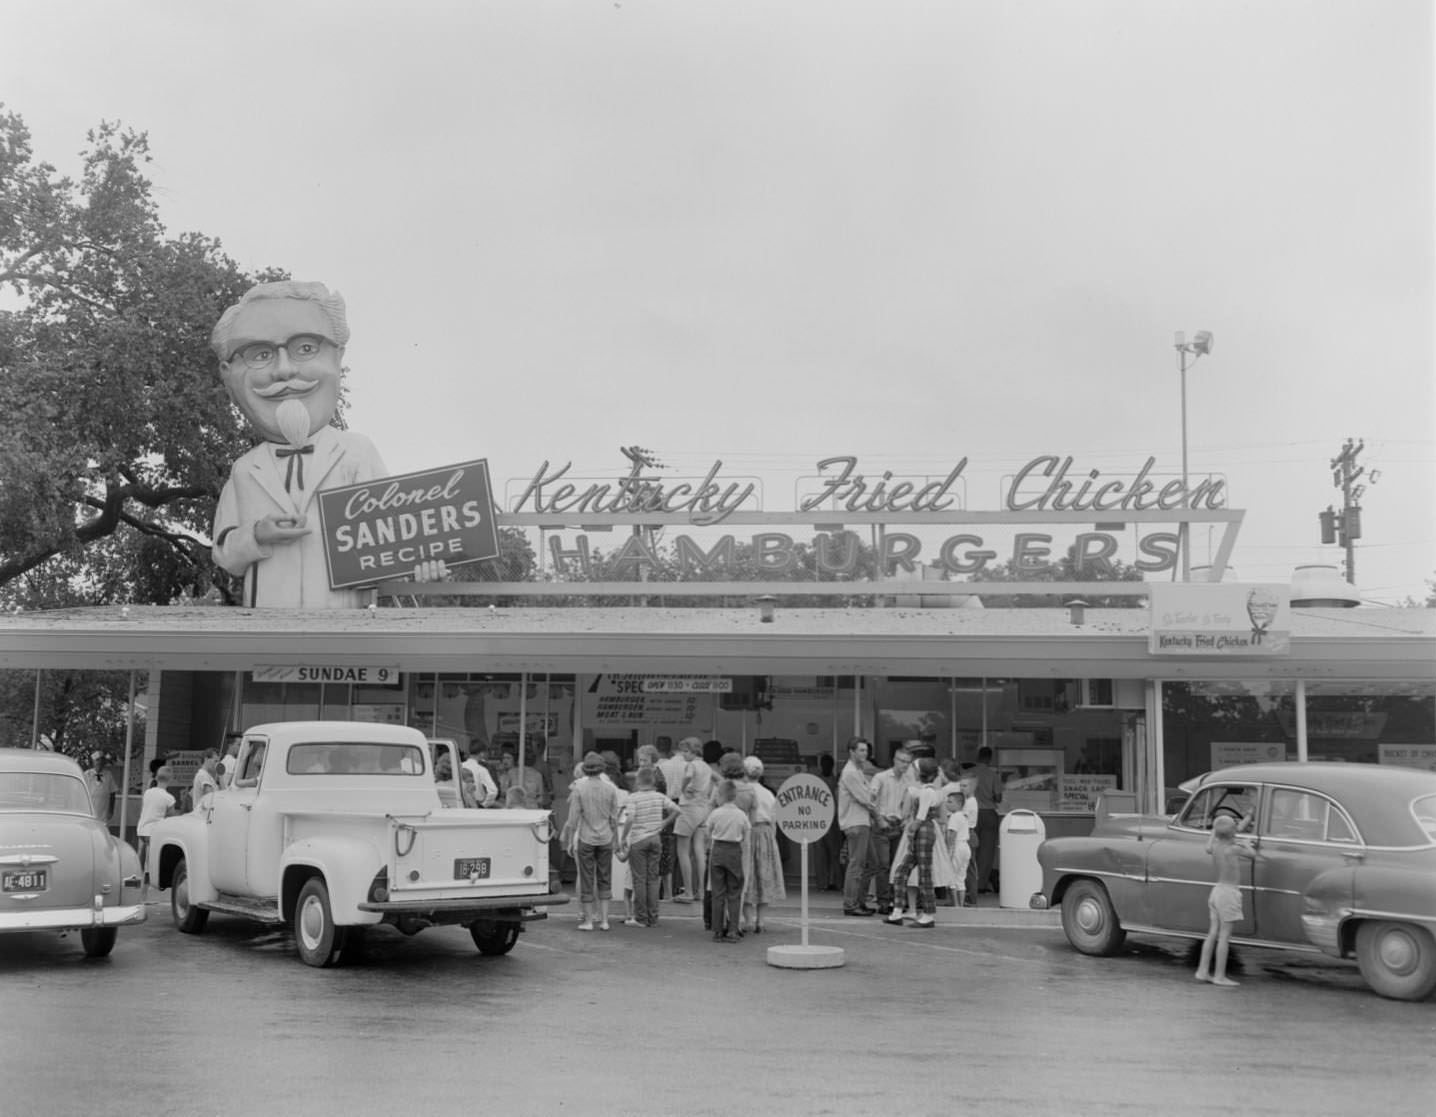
[[388, 810, 551, 900]]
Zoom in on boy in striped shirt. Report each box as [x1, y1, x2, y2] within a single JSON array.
[[620, 766, 680, 927]]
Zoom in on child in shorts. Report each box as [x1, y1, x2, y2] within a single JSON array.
[[135, 766, 176, 878], [1195, 814, 1257, 987], [943, 783, 972, 910]]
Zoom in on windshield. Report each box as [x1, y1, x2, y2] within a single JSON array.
[[287, 742, 426, 776], [0, 771, 93, 814]]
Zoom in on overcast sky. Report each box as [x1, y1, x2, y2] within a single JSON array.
[[4, 1, 1432, 601]]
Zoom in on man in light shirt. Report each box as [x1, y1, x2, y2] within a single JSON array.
[[868, 747, 913, 916], [837, 737, 880, 916]]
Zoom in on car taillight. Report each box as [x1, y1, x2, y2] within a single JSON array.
[[368, 869, 389, 903]]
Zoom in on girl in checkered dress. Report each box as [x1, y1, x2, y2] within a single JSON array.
[[884, 757, 942, 928]]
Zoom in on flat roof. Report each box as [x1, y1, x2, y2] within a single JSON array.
[[0, 604, 1430, 681]]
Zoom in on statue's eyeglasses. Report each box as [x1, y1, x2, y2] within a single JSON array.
[[228, 334, 331, 369]]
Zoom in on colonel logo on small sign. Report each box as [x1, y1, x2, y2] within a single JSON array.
[[317, 459, 500, 589]]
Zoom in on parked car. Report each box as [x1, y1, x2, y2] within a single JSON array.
[[1037, 762, 1436, 1001], [0, 748, 146, 957]]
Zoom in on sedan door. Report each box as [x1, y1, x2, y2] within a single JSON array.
[[1142, 782, 1258, 935], [1251, 785, 1358, 946]]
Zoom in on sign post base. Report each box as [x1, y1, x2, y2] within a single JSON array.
[[766, 943, 845, 970]]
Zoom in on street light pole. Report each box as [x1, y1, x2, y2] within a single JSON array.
[[1174, 330, 1213, 582]]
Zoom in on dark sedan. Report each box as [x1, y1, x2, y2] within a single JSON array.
[[1037, 762, 1436, 1001]]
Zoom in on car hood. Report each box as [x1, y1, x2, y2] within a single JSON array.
[[0, 812, 106, 910], [1089, 812, 1172, 841]]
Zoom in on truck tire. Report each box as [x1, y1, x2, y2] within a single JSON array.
[[172, 858, 209, 934], [294, 877, 347, 967], [81, 927, 117, 958], [1060, 878, 1126, 956], [470, 920, 521, 956], [1356, 920, 1436, 1002]]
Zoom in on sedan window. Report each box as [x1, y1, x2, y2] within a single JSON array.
[[1266, 788, 1358, 844], [0, 772, 91, 813], [1178, 784, 1258, 832]]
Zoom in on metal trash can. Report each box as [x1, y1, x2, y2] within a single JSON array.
[[998, 809, 1046, 909]]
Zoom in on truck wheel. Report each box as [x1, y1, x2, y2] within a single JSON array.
[[1061, 879, 1126, 956], [1356, 920, 1436, 1002], [81, 927, 117, 958], [295, 877, 347, 967], [172, 859, 209, 934], [470, 921, 521, 956]]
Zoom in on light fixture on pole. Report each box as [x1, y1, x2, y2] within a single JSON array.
[[1174, 329, 1213, 581]]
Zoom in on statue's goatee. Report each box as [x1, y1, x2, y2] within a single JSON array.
[[275, 399, 312, 449]]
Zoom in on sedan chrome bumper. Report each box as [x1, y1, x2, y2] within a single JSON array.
[[0, 901, 146, 932]]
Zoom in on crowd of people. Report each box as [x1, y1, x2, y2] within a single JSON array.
[[550, 734, 1002, 940], [93, 728, 1005, 934]]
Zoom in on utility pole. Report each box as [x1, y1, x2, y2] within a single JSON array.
[[620, 445, 666, 606], [1319, 438, 1366, 583]]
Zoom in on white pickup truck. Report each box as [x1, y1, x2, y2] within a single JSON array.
[[146, 721, 566, 967]]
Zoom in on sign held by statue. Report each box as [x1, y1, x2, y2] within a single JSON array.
[[318, 459, 500, 589]]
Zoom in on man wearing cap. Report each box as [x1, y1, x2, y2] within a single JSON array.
[[562, 751, 622, 932], [837, 736, 880, 916]]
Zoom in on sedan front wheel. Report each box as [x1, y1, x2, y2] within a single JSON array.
[[1356, 920, 1436, 1002], [1061, 879, 1126, 956]]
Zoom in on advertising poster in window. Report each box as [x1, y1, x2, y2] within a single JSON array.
[[1058, 774, 1118, 812], [1211, 741, 1286, 769], [1378, 744, 1436, 772], [584, 674, 716, 731]]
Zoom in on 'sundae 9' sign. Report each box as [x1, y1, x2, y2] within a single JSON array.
[[318, 459, 500, 589]]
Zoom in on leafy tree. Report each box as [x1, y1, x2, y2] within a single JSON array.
[[964, 545, 1147, 607], [0, 108, 279, 606], [540, 529, 883, 607], [1397, 576, 1436, 608]]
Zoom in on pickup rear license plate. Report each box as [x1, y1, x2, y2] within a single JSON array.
[[454, 858, 491, 880], [2, 869, 47, 892]]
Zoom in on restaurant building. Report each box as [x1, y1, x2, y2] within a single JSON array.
[[1, 451, 1432, 835]]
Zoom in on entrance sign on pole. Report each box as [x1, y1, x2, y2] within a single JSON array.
[[770, 773, 844, 970]]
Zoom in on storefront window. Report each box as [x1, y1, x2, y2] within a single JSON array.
[[868, 677, 1132, 813], [1163, 679, 1436, 782], [1162, 681, 1295, 787], [241, 679, 320, 725], [1303, 680, 1436, 767]]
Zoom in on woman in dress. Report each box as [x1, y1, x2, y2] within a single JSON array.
[[739, 756, 786, 934], [884, 757, 948, 928]]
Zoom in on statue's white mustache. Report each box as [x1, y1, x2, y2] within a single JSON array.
[[256, 378, 319, 399]]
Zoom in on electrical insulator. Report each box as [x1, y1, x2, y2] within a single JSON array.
[[1345, 505, 1362, 541], [1318, 508, 1338, 545]]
